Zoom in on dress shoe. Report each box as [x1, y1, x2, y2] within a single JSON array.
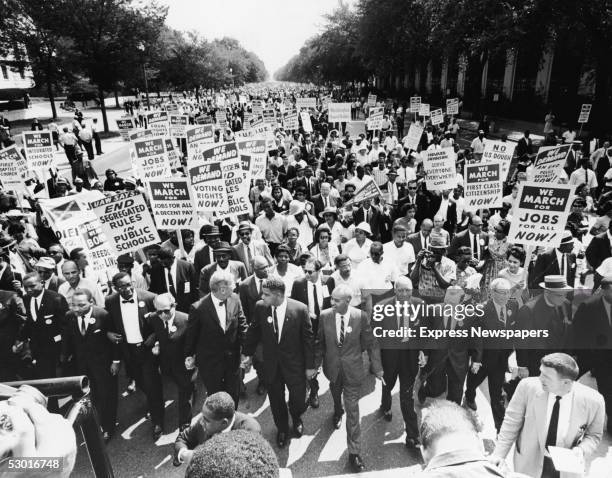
[[332, 411, 343, 429], [309, 394, 319, 409], [102, 431, 112, 443], [256, 382, 266, 395], [126, 380, 136, 394], [172, 456, 181, 467], [405, 437, 420, 449], [276, 431, 287, 448], [464, 398, 477, 411], [153, 424, 163, 440], [348, 454, 365, 472], [293, 418, 304, 437]]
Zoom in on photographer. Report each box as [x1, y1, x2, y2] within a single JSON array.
[[410, 234, 456, 303]]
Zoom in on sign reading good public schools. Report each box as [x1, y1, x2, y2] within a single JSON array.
[[423, 148, 457, 191], [0, 145, 28, 191], [482, 141, 516, 181], [22, 131, 54, 172], [507, 182, 575, 248], [532, 144, 571, 183], [90, 191, 160, 254], [146, 111, 169, 137], [464, 162, 503, 211], [169, 114, 189, 138], [133, 137, 170, 180], [328, 103, 352, 123], [147, 178, 196, 229], [186, 124, 215, 161]]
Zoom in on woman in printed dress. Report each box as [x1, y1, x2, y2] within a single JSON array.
[[481, 219, 511, 294]]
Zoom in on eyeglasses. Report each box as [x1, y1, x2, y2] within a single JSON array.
[[238, 231, 251, 236], [158, 308, 173, 314], [304, 270, 316, 274], [408, 187, 417, 190]]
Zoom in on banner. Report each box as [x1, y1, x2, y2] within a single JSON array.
[[116, 117, 136, 141], [532, 144, 571, 183], [187, 157, 227, 213], [147, 178, 196, 229], [22, 131, 54, 173], [367, 94, 377, 107], [90, 191, 160, 254], [482, 140, 516, 181], [507, 182, 575, 248], [146, 111, 169, 137], [0, 145, 27, 192], [296, 97, 316, 110], [186, 125, 215, 161], [328, 103, 352, 122], [410, 96, 421, 113], [430, 109, 444, 125], [343, 180, 383, 207], [464, 162, 503, 211], [423, 148, 457, 191], [169, 114, 189, 138], [403, 123, 424, 151], [133, 137, 170, 181], [217, 157, 251, 218], [578, 104, 591, 124], [418, 103, 430, 116], [446, 98, 459, 115], [300, 112, 313, 133]]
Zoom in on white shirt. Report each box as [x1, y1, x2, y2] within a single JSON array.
[[270, 264, 302, 294], [165, 262, 177, 293], [397, 166, 417, 185], [437, 198, 450, 220], [286, 214, 316, 249], [383, 241, 415, 275], [330, 270, 362, 307], [272, 299, 288, 341], [343, 238, 372, 268], [471, 137, 485, 154], [468, 231, 482, 260], [568, 168, 597, 189], [335, 312, 348, 343], [357, 258, 399, 290], [58, 278, 104, 307], [213, 296, 227, 331], [307, 279, 324, 318], [545, 387, 574, 447], [417, 232, 429, 251], [555, 249, 571, 278], [119, 295, 143, 344], [29, 292, 43, 321]]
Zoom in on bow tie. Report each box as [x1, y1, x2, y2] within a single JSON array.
[[219, 300, 226, 307], [122, 299, 134, 304]]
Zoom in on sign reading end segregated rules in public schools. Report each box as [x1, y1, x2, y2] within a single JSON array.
[[147, 178, 196, 229]]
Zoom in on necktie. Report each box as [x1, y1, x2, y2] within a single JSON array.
[[34, 297, 40, 319], [338, 315, 345, 347], [472, 234, 479, 260], [79, 316, 87, 336], [585, 169, 588, 186], [313, 283, 320, 317], [499, 307, 506, 327], [164, 321, 169, 336], [245, 244, 253, 274], [257, 279, 263, 296], [122, 298, 134, 304], [273, 307, 279, 342], [546, 396, 562, 447], [167, 268, 177, 297], [366, 208, 370, 222], [324, 196, 328, 207]]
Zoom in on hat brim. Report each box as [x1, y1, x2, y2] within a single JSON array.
[[319, 210, 338, 219], [538, 282, 573, 290]]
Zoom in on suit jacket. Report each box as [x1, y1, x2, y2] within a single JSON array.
[[22, 290, 69, 360], [374, 295, 430, 352], [104, 290, 157, 361], [61, 306, 113, 374], [199, 261, 247, 296], [174, 411, 260, 460], [0, 265, 20, 292], [407, 231, 429, 256], [585, 231, 611, 271], [290, 277, 330, 316], [493, 377, 605, 478], [311, 194, 338, 219], [353, 206, 383, 241], [529, 249, 577, 290], [184, 293, 247, 372], [0, 290, 26, 365], [193, 245, 215, 277], [148, 260, 197, 313], [277, 164, 296, 188], [427, 194, 458, 234], [231, 239, 273, 275], [243, 298, 314, 385], [238, 275, 263, 323], [148, 310, 190, 380], [314, 306, 382, 384], [477, 300, 519, 366], [447, 230, 489, 262]]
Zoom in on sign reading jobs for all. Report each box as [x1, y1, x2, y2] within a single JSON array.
[[423, 148, 458, 191], [22, 131, 54, 175], [147, 178, 196, 229], [90, 191, 160, 254], [482, 140, 516, 181], [508, 182, 575, 248], [0, 145, 28, 192], [532, 144, 571, 183], [464, 162, 503, 211], [133, 137, 171, 180], [328, 103, 352, 123]]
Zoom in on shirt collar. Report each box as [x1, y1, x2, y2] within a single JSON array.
[[221, 413, 235, 433], [425, 449, 488, 470], [274, 298, 288, 318]]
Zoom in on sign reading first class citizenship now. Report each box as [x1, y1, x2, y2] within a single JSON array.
[[464, 162, 503, 211]]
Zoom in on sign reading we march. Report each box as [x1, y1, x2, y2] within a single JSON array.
[[22, 131, 54, 172], [147, 178, 196, 229], [464, 162, 503, 211], [133, 137, 170, 180], [508, 182, 575, 248]]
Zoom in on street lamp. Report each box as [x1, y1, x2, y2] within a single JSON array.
[[229, 67, 234, 89], [138, 43, 150, 107]]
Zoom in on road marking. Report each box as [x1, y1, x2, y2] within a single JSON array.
[[121, 417, 146, 440], [155, 428, 179, 446], [154, 455, 171, 470], [286, 431, 319, 467]]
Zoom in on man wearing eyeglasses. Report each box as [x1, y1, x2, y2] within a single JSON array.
[[147, 293, 194, 432]]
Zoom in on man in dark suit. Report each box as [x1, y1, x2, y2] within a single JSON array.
[[277, 155, 296, 188], [572, 276, 612, 433], [0, 288, 26, 381], [185, 269, 247, 407], [464, 278, 518, 432], [515, 130, 533, 160], [586, 221, 612, 288], [231, 221, 273, 275], [173, 391, 261, 467], [148, 248, 197, 313], [353, 198, 384, 241], [61, 288, 117, 441], [242, 275, 315, 448], [315, 283, 383, 472], [529, 230, 577, 290], [21, 272, 69, 383], [398, 181, 430, 228], [35, 257, 65, 292], [105, 272, 164, 439], [406, 219, 433, 256], [427, 190, 457, 237], [193, 225, 221, 277], [147, 293, 194, 430], [447, 215, 488, 266], [311, 182, 338, 219], [290, 257, 328, 408], [199, 242, 247, 296]]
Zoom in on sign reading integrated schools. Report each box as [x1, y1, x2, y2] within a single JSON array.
[[508, 181, 575, 248], [22, 131, 54, 174], [90, 191, 160, 254]]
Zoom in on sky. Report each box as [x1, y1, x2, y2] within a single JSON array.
[[163, 0, 356, 78]]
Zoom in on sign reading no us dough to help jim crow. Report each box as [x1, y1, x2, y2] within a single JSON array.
[[464, 161, 503, 211], [147, 178, 196, 229], [507, 181, 575, 248], [22, 130, 54, 174], [423, 147, 457, 191], [482, 140, 516, 181], [90, 191, 160, 254]]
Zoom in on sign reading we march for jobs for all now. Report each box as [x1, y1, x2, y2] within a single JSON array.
[[148, 178, 196, 229]]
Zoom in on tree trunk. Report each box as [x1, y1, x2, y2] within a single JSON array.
[[98, 87, 109, 132], [592, 51, 610, 137], [47, 81, 57, 120], [114, 88, 120, 108]]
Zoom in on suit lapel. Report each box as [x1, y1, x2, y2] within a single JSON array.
[[563, 390, 582, 447], [534, 388, 549, 448], [279, 304, 291, 343]]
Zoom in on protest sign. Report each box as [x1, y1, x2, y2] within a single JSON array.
[[418, 103, 430, 116], [481, 140, 516, 181], [133, 137, 170, 180], [164, 138, 181, 170], [186, 124, 215, 161], [248, 115, 264, 129], [0, 145, 28, 192], [410, 96, 421, 113], [146, 111, 169, 136], [239, 152, 266, 181], [430, 108, 444, 125], [116, 117, 136, 141], [235, 123, 273, 144], [22, 131, 54, 174], [237, 138, 266, 156], [251, 100, 264, 117], [423, 148, 457, 191], [217, 157, 251, 218], [90, 191, 160, 254], [147, 178, 196, 229], [195, 115, 213, 125], [296, 97, 316, 110], [446, 98, 459, 115], [169, 114, 189, 138], [367, 106, 384, 131], [166, 103, 179, 114], [464, 162, 503, 211], [187, 158, 227, 213], [367, 94, 377, 107], [300, 112, 313, 133], [328, 103, 352, 122], [283, 111, 299, 130], [129, 129, 153, 141], [321, 96, 331, 110], [508, 182, 575, 248], [532, 144, 571, 183], [343, 180, 383, 207], [239, 95, 248, 104], [201, 141, 239, 163], [263, 108, 276, 127], [578, 104, 591, 124], [403, 123, 424, 151]]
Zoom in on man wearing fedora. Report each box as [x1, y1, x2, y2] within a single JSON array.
[[530, 230, 577, 291], [381, 168, 402, 206], [516, 275, 573, 378], [35, 257, 65, 292], [232, 221, 273, 275], [193, 225, 222, 277], [199, 242, 247, 296]]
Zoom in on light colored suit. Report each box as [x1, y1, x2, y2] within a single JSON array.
[[315, 306, 382, 454], [492, 377, 605, 478], [231, 239, 273, 274]]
